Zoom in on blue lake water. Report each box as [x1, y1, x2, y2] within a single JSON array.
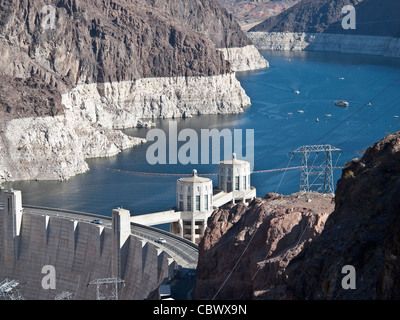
[[4, 50, 400, 220]]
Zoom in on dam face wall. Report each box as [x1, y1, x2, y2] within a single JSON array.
[[0, 190, 176, 300]]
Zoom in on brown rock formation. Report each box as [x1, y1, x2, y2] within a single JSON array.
[[194, 192, 334, 300], [286, 132, 400, 300], [0, 0, 234, 120], [146, 0, 252, 48]]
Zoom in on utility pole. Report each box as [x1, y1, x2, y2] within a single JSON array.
[[291, 145, 342, 195], [88, 278, 125, 300]]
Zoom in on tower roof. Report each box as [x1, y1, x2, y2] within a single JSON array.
[[177, 169, 212, 184], [219, 153, 249, 166]]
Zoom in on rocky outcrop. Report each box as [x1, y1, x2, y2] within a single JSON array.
[[216, 0, 301, 31], [248, 32, 400, 57], [248, 0, 400, 57], [285, 132, 400, 300], [218, 45, 269, 71], [0, 0, 256, 184], [194, 192, 334, 300], [146, 0, 251, 49], [195, 132, 400, 300], [146, 0, 269, 71], [249, 0, 400, 38], [61, 73, 250, 130], [0, 112, 145, 182]]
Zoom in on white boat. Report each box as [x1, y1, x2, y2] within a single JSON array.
[[367, 102, 373, 106], [315, 118, 320, 122], [294, 90, 300, 94], [297, 110, 304, 114], [335, 100, 349, 107], [325, 114, 332, 117]]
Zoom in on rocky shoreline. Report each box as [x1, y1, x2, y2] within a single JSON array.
[[219, 45, 270, 71], [0, 0, 270, 186], [0, 71, 252, 184], [248, 32, 400, 58]]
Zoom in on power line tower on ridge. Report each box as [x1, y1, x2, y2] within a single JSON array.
[[291, 145, 342, 195]]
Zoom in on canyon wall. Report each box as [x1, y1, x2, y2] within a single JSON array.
[[0, 0, 264, 184], [248, 32, 400, 58]]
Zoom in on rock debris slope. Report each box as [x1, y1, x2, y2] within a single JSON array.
[[0, 0, 264, 183]]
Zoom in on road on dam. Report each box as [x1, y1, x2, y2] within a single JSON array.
[[0, 203, 198, 269]]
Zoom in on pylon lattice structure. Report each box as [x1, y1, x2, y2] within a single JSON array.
[[291, 145, 342, 195], [0, 279, 24, 300], [88, 278, 125, 300], [55, 291, 74, 300]]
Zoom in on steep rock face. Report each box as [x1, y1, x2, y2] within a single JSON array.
[[250, 0, 400, 37], [0, 0, 232, 93], [146, 0, 251, 49], [146, 0, 269, 71], [194, 192, 334, 300], [248, 0, 400, 56], [0, 0, 253, 183], [285, 132, 400, 300], [62, 73, 250, 130], [218, 45, 269, 71]]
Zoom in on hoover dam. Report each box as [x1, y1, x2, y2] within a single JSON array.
[[0, 189, 183, 300]]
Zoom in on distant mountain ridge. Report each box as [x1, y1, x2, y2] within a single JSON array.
[[250, 0, 400, 38]]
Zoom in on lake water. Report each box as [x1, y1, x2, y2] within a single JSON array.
[[4, 50, 400, 220]]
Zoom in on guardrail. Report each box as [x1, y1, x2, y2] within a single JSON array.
[[131, 221, 199, 251], [0, 202, 199, 252]]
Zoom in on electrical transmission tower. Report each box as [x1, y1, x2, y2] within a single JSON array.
[[88, 278, 125, 300], [0, 279, 24, 300], [55, 291, 74, 300], [291, 145, 342, 195]]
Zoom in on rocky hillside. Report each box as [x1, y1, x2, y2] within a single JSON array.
[[194, 132, 400, 300], [0, 0, 232, 119], [250, 0, 400, 37], [146, 0, 251, 48], [286, 132, 400, 300], [0, 0, 265, 183], [194, 192, 334, 300], [217, 0, 301, 31]]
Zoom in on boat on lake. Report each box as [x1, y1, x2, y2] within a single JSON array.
[[335, 100, 349, 107]]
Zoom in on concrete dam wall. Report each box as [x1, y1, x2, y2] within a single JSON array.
[[0, 190, 176, 300]]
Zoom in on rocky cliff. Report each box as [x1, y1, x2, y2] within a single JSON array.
[[250, 0, 400, 37], [286, 132, 400, 300], [248, 0, 400, 57], [0, 0, 261, 184], [146, 0, 269, 71], [194, 132, 400, 300], [194, 192, 334, 300]]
